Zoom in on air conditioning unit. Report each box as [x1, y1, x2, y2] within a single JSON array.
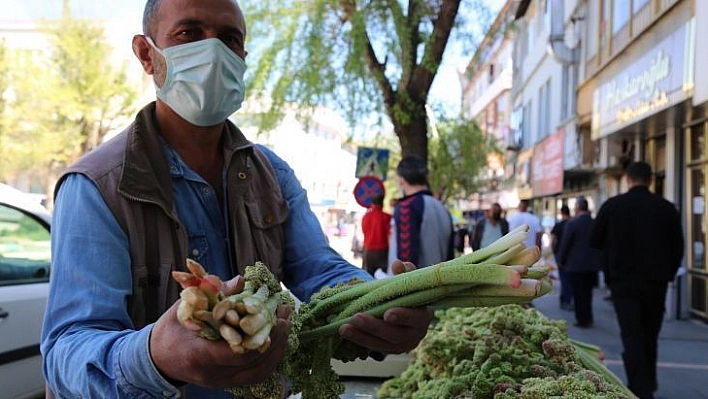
[[506, 128, 523, 151]]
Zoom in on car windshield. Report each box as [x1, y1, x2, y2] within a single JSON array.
[[0, 204, 51, 285]]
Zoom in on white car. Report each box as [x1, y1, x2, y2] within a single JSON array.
[[0, 183, 51, 398]]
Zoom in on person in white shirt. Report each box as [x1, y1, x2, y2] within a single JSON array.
[[508, 199, 543, 249]]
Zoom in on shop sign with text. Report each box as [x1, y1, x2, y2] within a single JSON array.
[[532, 129, 564, 197], [592, 19, 695, 140]]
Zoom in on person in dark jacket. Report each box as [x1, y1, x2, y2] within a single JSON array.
[[557, 197, 602, 328], [470, 202, 509, 251], [590, 161, 684, 399], [551, 205, 573, 310]]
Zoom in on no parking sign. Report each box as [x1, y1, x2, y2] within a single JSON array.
[[353, 176, 385, 208]]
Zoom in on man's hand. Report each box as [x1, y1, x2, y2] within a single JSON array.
[[149, 275, 292, 389], [337, 259, 434, 355]]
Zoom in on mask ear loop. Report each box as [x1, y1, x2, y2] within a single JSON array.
[[144, 36, 172, 91], [144, 36, 163, 54]]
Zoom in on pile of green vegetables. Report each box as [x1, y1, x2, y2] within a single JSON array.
[[173, 225, 559, 398], [377, 304, 635, 398]]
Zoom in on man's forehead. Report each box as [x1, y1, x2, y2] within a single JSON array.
[[157, 0, 245, 26]]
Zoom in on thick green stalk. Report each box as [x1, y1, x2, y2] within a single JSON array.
[[525, 265, 552, 279], [431, 295, 535, 309], [299, 284, 473, 342], [479, 243, 525, 265], [507, 246, 541, 267], [332, 263, 521, 322], [448, 279, 542, 298], [569, 338, 603, 356], [304, 278, 390, 321], [307, 225, 530, 321], [458, 229, 529, 264], [573, 342, 637, 398]]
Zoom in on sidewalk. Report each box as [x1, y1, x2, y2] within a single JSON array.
[[532, 278, 708, 399]]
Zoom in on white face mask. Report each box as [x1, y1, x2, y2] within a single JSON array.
[[147, 37, 247, 127]]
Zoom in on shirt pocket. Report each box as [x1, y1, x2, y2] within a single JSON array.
[[244, 197, 289, 276], [186, 233, 209, 267]]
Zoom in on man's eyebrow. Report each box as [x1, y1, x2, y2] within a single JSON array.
[[172, 18, 204, 29]]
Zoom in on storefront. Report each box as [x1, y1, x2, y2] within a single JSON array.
[[687, 0, 708, 319], [589, 11, 696, 318]]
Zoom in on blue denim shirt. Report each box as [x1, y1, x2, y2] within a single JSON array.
[[41, 144, 370, 398]]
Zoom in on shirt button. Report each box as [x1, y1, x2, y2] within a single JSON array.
[[238, 172, 248, 180], [202, 187, 211, 195], [264, 215, 274, 224], [192, 249, 200, 256]]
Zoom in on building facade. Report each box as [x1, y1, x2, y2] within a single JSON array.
[[510, 0, 595, 234], [496, 0, 700, 320], [459, 0, 518, 214]]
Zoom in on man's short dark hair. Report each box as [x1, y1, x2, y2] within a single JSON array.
[[396, 155, 428, 186], [143, 0, 162, 37], [370, 194, 384, 207], [576, 196, 589, 212], [560, 205, 570, 216], [626, 161, 652, 185]]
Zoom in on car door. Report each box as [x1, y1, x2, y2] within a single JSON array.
[[0, 201, 51, 399]]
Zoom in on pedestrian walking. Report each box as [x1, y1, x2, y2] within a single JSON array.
[[388, 155, 454, 270], [551, 204, 573, 310], [508, 199, 543, 249], [470, 202, 509, 251], [557, 197, 602, 328], [361, 194, 392, 276], [590, 161, 684, 399]]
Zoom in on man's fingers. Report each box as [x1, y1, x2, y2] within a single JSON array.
[[222, 275, 245, 296], [391, 260, 416, 275]]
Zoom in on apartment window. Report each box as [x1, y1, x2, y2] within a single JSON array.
[[633, 0, 649, 13], [537, 79, 551, 139], [510, 106, 523, 149], [523, 101, 533, 148], [561, 65, 570, 120], [527, 18, 536, 56], [586, 0, 599, 59], [538, 85, 545, 139], [613, 0, 630, 34], [601, 0, 611, 47]]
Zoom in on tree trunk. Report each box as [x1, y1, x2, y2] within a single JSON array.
[[393, 106, 429, 162]]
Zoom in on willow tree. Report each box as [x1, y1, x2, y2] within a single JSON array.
[[0, 9, 138, 206], [242, 0, 492, 162]]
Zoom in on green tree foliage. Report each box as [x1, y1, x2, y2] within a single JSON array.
[[0, 12, 137, 203], [428, 116, 500, 204], [242, 0, 493, 162], [0, 40, 11, 179]]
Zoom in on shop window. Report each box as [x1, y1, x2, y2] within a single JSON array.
[[690, 275, 706, 314], [689, 167, 705, 271], [690, 123, 705, 162]]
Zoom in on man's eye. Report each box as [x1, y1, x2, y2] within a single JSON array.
[[177, 30, 198, 39]]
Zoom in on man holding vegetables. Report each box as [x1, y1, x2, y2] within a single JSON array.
[[40, 0, 433, 397], [590, 161, 684, 399]]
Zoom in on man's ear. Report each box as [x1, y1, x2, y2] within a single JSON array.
[[132, 34, 155, 75]]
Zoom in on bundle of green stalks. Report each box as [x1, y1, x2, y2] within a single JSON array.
[[173, 224, 554, 398], [297, 224, 552, 343]]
